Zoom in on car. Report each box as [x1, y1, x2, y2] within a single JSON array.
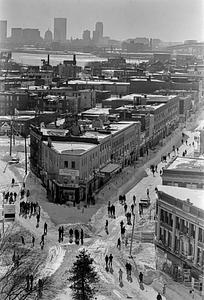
[[8, 158, 20, 165], [139, 198, 150, 208]]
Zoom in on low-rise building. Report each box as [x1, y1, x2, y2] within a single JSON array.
[[155, 185, 204, 285], [30, 119, 140, 203], [162, 156, 204, 189]]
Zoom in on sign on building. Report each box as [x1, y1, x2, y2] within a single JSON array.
[[59, 169, 79, 178]]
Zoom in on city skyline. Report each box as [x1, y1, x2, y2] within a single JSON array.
[[0, 0, 203, 42]]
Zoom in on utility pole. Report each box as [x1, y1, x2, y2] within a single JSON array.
[[2, 194, 4, 234], [24, 136, 27, 175], [9, 119, 12, 156]]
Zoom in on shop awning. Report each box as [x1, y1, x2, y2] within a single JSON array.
[[100, 163, 121, 175]]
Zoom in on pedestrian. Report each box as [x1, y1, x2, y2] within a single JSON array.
[[105, 255, 109, 269], [108, 203, 111, 217], [58, 226, 62, 242], [105, 220, 109, 234], [32, 235, 35, 247], [26, 274, 30, 291], [44, 222, 47, 235], [80, 229, 84, 245], [21, 236, 25, 245], [112, 205, 115, 218], [192, 141, 194, 147], [117, 238, 121, 250], [133, 195, 136, 205], [109, 254, 113, 268], [131, 203, 134, 214], [36, 214, 40, 227], [119, 268, 123, 282], [139, 272, 143, 283], [147, 188, 149, 197], [157, 292, 162, 300], [128, 263, 132, 276], [61, 226, 64, 242], [30, 274, 33, 291], [14, 192, 17, 201], [124, 203, 127, 214], [11, 178, 15, 186]]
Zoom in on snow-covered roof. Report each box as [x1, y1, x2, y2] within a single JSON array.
[[51, 141, 97, 154], [167, 156, 204, 172], [157, 185, 204, 211]]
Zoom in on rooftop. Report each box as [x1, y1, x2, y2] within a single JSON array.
[[157, 185, 204, 211], [81, 108, 110, 115], [167, 156, 204, 172], [50, 141, 97, 155], [68, 80, 130, 86]]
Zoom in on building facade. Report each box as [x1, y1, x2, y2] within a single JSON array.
[[155, 185, 204, 288], [54, 18, 67, 43]]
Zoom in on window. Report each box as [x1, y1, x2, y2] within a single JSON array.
[[71, 161, 75, 169], [64, 161, 68, 168]]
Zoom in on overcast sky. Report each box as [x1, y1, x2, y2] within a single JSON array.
[[0, 0, 203, 42]]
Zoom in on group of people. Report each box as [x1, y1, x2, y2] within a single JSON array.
[[105, 253, 113, 270], [3, 191, 17, 204]]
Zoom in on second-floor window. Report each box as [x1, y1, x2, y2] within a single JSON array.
[[64, 161, 68, 168], [71, 161, 75, 169]]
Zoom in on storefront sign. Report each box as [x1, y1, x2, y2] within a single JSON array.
[[59, 169, 79, 178]]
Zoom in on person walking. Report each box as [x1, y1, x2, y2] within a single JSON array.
[[117, 238, 121, 250], [21, 236, 25, 245], [32, 235, 35, 247], [131, 203, 134, 214], [61, 226, 64, 242], [80, 229, 84, 245], [105, 255, 109, 269], [44, 222, 47, 235], [58, 226, 62, 242], [139, 272, 143, 283], [36, 214, 40, 227], [105, 220, 109, 234], [157, 292, 162, 300], [30, 274, 33, 291], [119, 268, 123, 282], [109, 254, 113, 268]]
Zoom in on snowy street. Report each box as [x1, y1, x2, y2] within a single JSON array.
[[0, 119, 203, 300]]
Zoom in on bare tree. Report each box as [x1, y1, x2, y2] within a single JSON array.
[[0, 225, 54, 300]]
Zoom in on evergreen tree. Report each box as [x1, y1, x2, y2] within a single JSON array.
[[68, 249, 99, 300]]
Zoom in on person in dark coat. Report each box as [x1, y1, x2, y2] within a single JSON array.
[[44, 222, 47, 235], [108, 254, 113, 268], [157, 292, 162, 300], [139, 272, 143, 283], [105, 255, 109, 268]]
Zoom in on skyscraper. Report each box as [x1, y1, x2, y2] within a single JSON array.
[[95, 22, 103, 39], [54, 18, 67, 43], [0, 20, 7, 42]]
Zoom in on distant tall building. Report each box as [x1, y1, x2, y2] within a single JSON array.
[[22, 28, 42, 44], [95, 22, 103, 38], [44, 29, 53, 43], [0, 20, 7, 42], [93, 22, 103, 44], [54, 18, 67, 43], [11, 28, 23, 43], [83, 30, 91, 41]]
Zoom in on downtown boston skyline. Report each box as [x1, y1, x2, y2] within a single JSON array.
[[0, 0, 203, 42]]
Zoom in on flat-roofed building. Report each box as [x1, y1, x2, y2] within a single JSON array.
[[162, 156, 204, 189], [155, 185, 204, 285], [30, 119, 140, 203]]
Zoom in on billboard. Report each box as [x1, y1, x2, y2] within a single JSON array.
[[4, 204, 15, 220]]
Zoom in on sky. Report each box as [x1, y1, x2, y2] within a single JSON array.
[[0, 0, 203, 42]]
